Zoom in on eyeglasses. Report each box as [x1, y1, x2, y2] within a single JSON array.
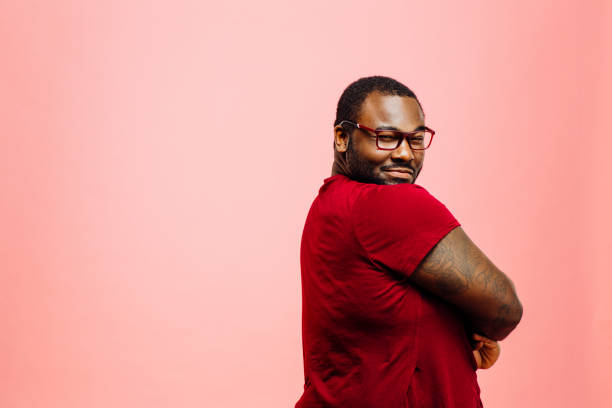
[[340, 120, 435, 150]]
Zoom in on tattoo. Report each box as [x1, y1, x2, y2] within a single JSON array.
[[413, 227, 522, 338], [492, 295, 522, 335], [420, 231, 474, 295], [492, 273, 509, 299]]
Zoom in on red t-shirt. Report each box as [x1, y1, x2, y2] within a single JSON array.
[[295, 174, 483, 408]]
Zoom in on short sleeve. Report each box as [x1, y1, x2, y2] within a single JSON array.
[[352, 183, 461, 278]]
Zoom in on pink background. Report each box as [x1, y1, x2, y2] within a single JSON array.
[[1, 1, 611, 407]]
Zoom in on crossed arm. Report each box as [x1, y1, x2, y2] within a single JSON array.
[[410, 226, 523, 341]]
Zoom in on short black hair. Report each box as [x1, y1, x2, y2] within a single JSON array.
[[333, 76, 422, 127]]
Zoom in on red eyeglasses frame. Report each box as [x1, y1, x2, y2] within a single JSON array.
[[340, 120, 435, 150]]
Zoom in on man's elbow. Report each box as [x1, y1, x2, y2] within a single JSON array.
[[488, 297, 523, 341], [511, 298, 523, 327]]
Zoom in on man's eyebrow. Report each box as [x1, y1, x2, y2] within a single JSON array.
[[375, 125, 427, 131]]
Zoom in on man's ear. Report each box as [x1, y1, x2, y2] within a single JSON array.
[[334, 125, 349, 153]]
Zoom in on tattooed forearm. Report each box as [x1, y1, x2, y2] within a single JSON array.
[[411, 226, 523, 340]]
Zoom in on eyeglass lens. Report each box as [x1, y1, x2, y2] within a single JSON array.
[[376, 130, 432, 150]]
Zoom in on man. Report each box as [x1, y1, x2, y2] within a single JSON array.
[[295, 76, 522, 408]]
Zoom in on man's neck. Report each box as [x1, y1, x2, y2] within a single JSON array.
[[331, 160, 349, 177]]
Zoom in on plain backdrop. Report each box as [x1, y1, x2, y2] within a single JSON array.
[[1, 1, 611, 407]]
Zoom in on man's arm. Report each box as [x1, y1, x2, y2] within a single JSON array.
[[409, 226, 523, 340]]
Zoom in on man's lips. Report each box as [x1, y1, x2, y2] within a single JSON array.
[[383, 168, 413, 174], [383, 168, 414, 178]]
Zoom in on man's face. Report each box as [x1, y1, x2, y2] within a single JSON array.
[[337, 92, 426, 185]]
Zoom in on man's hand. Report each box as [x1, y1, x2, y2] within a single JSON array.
[[471, 333, 500, 369]]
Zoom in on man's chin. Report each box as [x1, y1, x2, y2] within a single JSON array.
[[388, 180, 413, 185], [349, 169, 417, 185], [351, 175, 414, 186], [384, 179, 414, 185]]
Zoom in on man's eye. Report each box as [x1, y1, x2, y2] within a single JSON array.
[[378, 135, 397, 140]]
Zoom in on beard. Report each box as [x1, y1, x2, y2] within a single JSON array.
[[345, 136, 420, 185]]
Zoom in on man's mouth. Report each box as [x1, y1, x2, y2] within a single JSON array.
[[383, 168, 414, 179]]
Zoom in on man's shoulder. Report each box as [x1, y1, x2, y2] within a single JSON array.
[[353, 181, 432, 207], [351, 181, 453, 231], [318, 175, 439, 218], [323, 174, 428, 196]]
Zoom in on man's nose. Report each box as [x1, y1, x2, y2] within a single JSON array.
[[390, 137, 415, 161]]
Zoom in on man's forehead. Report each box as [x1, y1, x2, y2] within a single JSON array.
[[358, 92, 424, 126]]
